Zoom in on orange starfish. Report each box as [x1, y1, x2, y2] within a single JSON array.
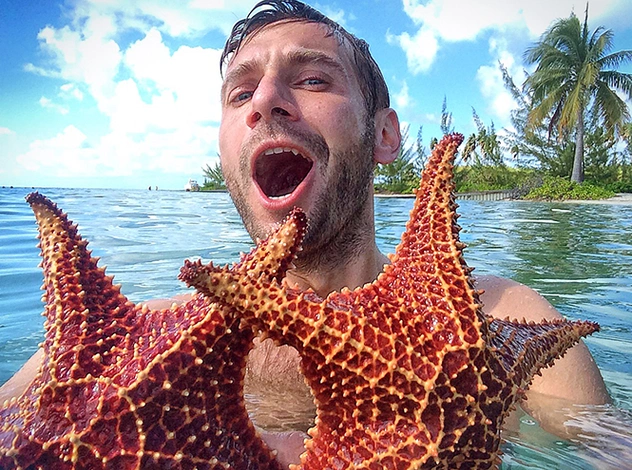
[[0, 193, 307, 469], [180, 133, 599, 469]]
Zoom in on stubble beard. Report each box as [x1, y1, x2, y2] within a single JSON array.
[[224, 119, 376, 275]]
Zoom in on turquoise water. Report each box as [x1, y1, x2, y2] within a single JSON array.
[[1, 187, 631, 468]]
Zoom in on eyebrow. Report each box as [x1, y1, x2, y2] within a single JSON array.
[[221, 60, 257, 102], [221, 49, 348, 102], [285, 49, 347, 75]]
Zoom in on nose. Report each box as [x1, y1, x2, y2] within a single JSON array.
[[246, 76, 299, 128]]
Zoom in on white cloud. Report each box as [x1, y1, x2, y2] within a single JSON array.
[[39, 96, 70, 115], [70, 0, 255, 38], [475, 37, 525, 127], [16, 126, 98, 175], [387, 28, 438, 74], [15, 123, 219, 178], [123, 29, 223, 127], [423, 113, 440, 125], [29, 21, 122, 109], [402, 0, 520, 42], [20, 0, 229, 184], [395, 0, 630, 74], [189, 0, 226, 8], [0, 127, 15, 135], [393, 81, 412, 110], [314, 3, 354, 30], [60, 83, 84, 101]]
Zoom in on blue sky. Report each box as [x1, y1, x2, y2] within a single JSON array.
[[2, 0, 631, 190]]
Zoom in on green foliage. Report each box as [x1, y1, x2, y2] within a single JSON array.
[[440, 96, 454, 136], [584, 124, 619, 183], [201, 161, 226, 190], [373, 156, 418, 194], [374, 10, 631, 197], [524, 176, 615, 200], [523, 5, 632, 182], [374, 126, 426, 194], [501, 57, 632, 191], [500, 63, 574, 174], [455, 107, 523, 192], [462, 108, 503, 165], [604, 180, 632, 193], [455, 166, 536, 193]]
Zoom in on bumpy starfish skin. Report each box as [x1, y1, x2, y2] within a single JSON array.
[[181, 133, 600, 469], [0, 193, 307, 470]]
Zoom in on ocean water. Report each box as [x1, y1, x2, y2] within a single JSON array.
[[1, 187, 631, 468]]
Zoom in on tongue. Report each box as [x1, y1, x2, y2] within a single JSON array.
[[268, 166, 303, 197]]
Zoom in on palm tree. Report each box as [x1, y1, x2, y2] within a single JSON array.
[[462, 108, 502, 165], [202, 161, 226, 190], [374, 126, 423, 194], [524, 5, 632, 182]]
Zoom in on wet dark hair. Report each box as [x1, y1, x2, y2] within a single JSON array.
[[220, 0, 390, 116]]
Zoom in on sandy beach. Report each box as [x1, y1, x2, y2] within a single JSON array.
[[560, 193, 632, 205]]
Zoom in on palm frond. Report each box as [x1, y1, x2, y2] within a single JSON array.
[[598, 70, 632, 97], [598, 50, 632, 71]]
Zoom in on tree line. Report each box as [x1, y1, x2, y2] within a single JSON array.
[[376, 5, 632, 199]]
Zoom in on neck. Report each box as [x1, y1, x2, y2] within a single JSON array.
[[286, 242, 389, 298], [285, 193, 389, 297]]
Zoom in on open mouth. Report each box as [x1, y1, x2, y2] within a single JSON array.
[[254, 147, 314, 199]]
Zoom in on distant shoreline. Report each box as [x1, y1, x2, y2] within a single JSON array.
[[548, 193, 632, 205], [3, 186, 630, 205], [375, 191, 632, 205]]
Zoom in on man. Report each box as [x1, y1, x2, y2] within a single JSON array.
[[0, 0, 609, 467]]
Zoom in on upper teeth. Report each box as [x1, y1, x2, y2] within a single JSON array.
[[264, 147, 299, 156]]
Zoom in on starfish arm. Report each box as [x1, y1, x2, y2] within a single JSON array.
[[486, 316, 600, 393], [182, 266, 445, 468], [24, 192, 135, 383], [375, 133, 485, 346], [181, 206, 306, 285], [179, 208, 308, 333], [7, 127, 603, 470], [179, 137, 497, 469], [236, 207, 307, 280]]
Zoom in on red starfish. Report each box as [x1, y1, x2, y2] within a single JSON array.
[[0, 193, 307, 469], [180, 133, 599, 469]]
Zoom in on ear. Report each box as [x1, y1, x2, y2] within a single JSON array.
[[373, 108, 401, 165]]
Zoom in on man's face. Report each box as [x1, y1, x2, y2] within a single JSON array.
[[219, 21, 376, 265]]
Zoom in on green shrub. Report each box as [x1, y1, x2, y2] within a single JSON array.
[[524, 176, 615, 200], [604, 180, 632, 193], [454, 165, 536, 193], [201, 162, 226, 191]]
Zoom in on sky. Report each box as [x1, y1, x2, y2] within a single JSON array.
[[1, 0, 631, 190]]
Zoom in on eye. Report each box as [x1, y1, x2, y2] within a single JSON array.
[[232, 90, 253, 104], [298, 76, 329, 90], [303, 77, 325, 85]]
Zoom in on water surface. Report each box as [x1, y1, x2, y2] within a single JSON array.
[[1, 187, 630, 468]]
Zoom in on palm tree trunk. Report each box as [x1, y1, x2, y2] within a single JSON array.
[[571, 107, 585, 183]]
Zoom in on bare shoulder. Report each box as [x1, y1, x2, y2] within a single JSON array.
[[0, 349, 43, 404], [474, 274, 562, 322], [245, 337, 305, 388], [140, 293, 193, 310]]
